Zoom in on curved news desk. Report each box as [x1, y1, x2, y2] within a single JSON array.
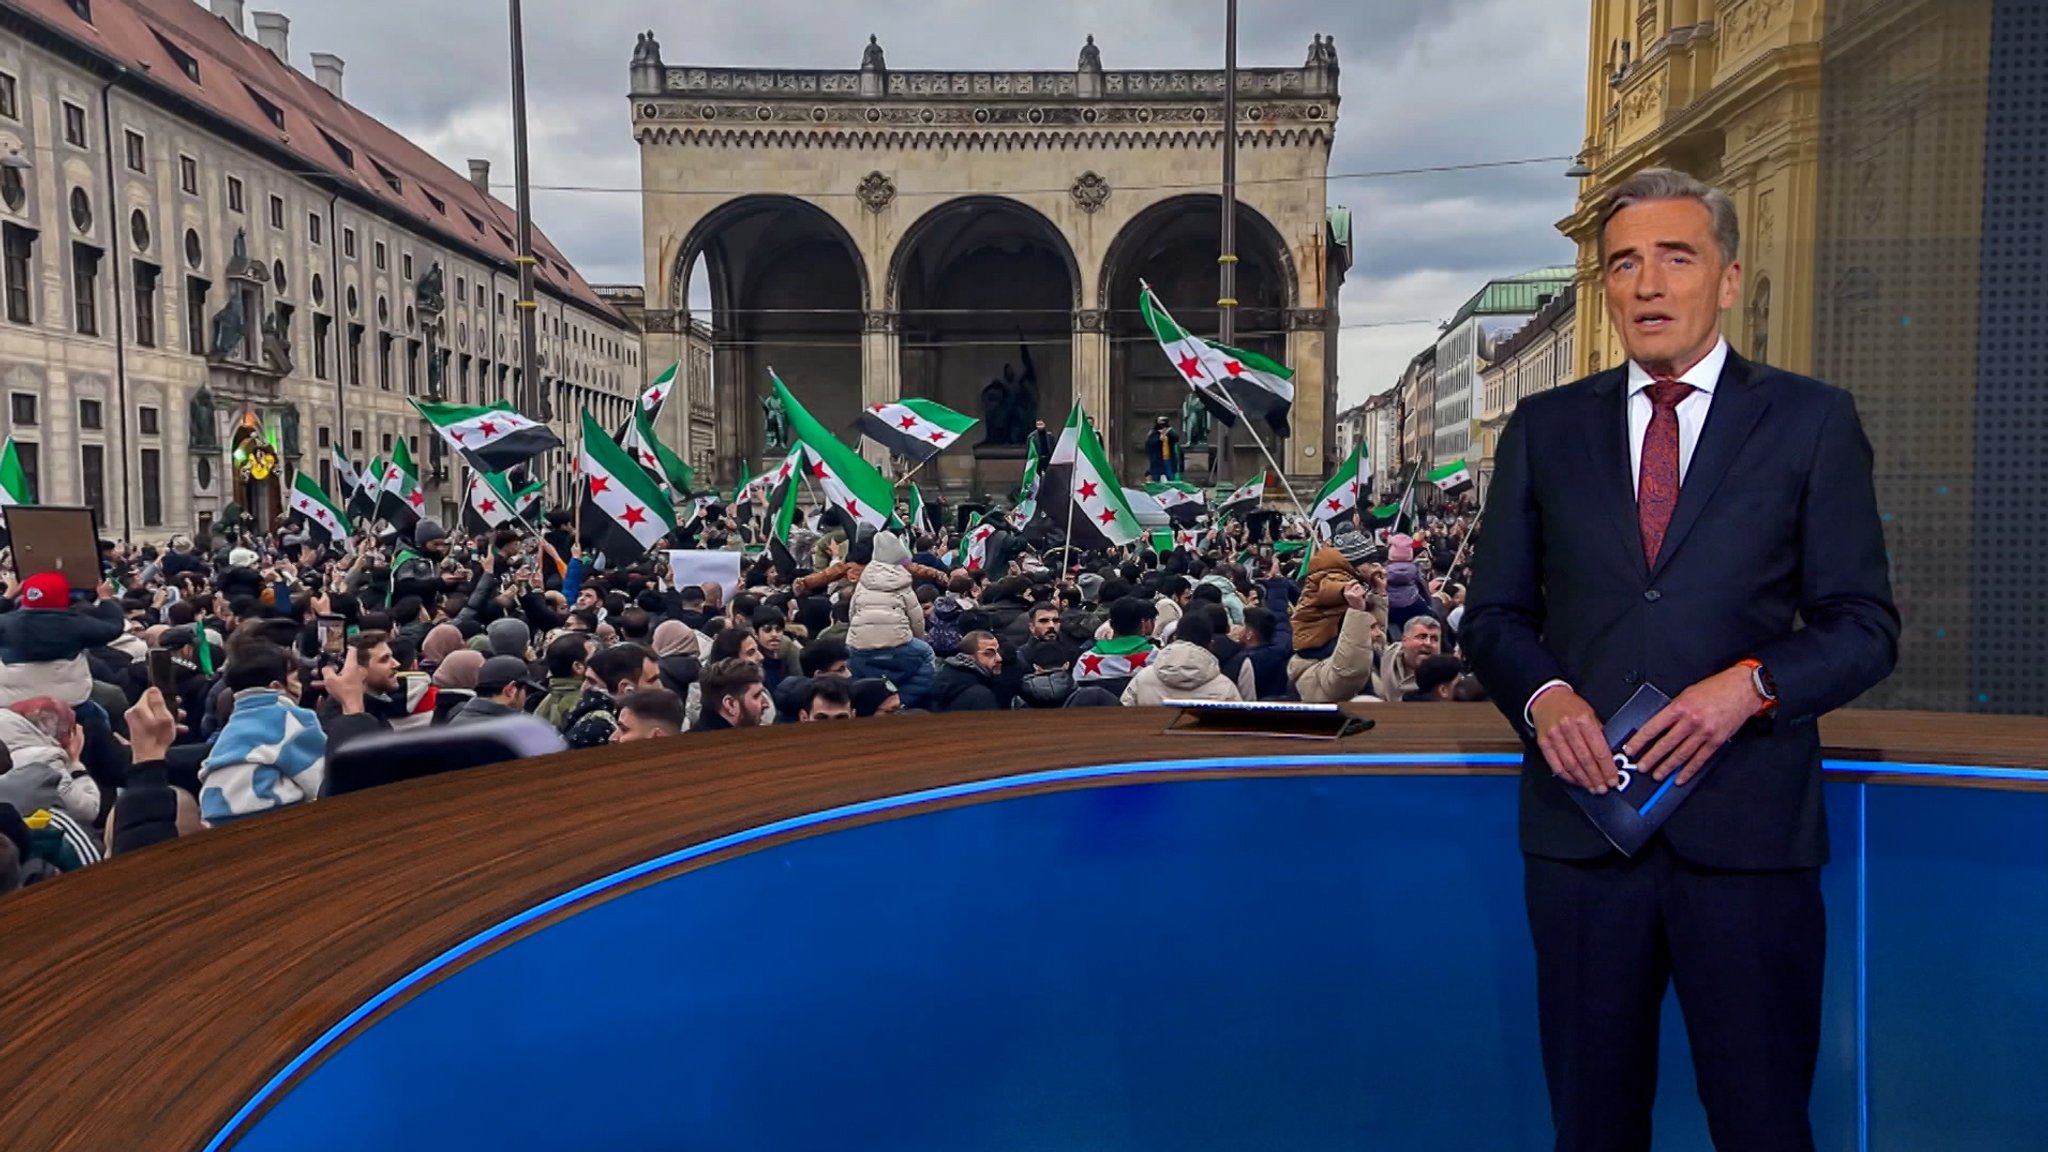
[[0, 708, 2042, 1152]]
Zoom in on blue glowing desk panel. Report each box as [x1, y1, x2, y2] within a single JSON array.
[[227, 769, 2048, 1152]]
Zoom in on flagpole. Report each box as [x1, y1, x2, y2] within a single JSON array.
[[894, 455, 934, 490], [1446, 501, 1484, 577]]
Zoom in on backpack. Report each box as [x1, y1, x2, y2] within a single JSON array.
[[927, 598, 965, 657]]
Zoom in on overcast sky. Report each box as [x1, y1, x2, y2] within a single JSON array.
[[282, 0, 1588, 408]]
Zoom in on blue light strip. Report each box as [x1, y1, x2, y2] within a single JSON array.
[[203, 750, 2044, 1151], [1856, 784, 1871, 1152]]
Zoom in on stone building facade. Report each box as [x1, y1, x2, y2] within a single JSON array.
[[630, 31, 1351, 495], [1476, 283, 1576, 501], [0, 0, 640, 540]]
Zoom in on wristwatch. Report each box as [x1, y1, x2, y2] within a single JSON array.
[[1738, 658, 1778, 716]]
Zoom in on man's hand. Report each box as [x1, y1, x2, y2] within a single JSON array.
[[125, 687, 178, 763], [1342, 581, 1371, 613], [322, 644, 368, 715], [310, 590, 331, 617], [1626, 665, 1760, 785], [1531, 686, 1616, 795], [95, 580, 116, 601]]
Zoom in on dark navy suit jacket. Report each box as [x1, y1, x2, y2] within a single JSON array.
[[1464, 351, 1899, 870]]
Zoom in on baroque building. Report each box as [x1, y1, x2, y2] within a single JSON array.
[[629, 30, 1352, 495], [0, 0, 641, 539]]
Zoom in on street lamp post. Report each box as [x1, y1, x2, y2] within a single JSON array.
[[1215, 0, 1239, 482], [508, 0, 540, 419]]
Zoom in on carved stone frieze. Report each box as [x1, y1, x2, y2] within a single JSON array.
[[856, 171, 897, 213], [1288, 308, 1329, 330], [658, 66, 1313, 103], [1070, 171, 1111, 214]]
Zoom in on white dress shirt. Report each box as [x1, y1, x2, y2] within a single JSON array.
[[1522, 337, 1730, 728]]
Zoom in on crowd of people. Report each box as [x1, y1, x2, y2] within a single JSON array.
[[0, 492, 1479, 893]]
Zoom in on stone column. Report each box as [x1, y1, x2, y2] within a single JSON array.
[[1285, 308, 1330, 479], [860, 310, 901, 469], [1071, 308, 1110, 456]]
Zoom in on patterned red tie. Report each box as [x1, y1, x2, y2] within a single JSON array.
[[1638, 377, 1695, 566]]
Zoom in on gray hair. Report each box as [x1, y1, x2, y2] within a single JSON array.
[[1598, 167, 1741, 266]]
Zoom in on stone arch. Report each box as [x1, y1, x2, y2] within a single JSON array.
[[668, 195, 869, 478], [1097, 194, 1299, 477], [886, 196, 1081, 489]]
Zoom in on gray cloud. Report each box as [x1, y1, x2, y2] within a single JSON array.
[[279, 0, 1587, 407]]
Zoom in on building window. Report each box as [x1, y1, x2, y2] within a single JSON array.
[[10, 393, 36, 427], [347, 323, 363, 386], [380, 432, 392, 453], [350, 428, 362, 452], [313, 314, 331, 379], [374, 240, 387, 271], [71, 244, 102, 336], [124, 129, 146, 173], [402, 252, 413, 280], [14, 441, 37, 501], [378, 334, 393, 390], [2, 224, 32, 325], [268, 194, 284, 230], [184, 228, 201, 269], [78, 398, 102, 430], [343, 227, 356, 259], [309, 212, 323, 245], [405, 339, 420, 395], [0, 72, 16, 121], [63, 101, 87, 148], [179, 154, 198, 195], [80, 443, 105, 518], [67, 0, 93, 21], [317, 426, 331, 450], [185, 277, 209, 354], [132, 261, 158, 347], [140, 448, 162, 526], [319, 457, 332, 497], [226, 176, 244, 214], [138, 405, 159, 435], [272, 301, 293, 364]]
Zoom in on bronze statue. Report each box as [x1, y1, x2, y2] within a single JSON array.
[[1079, 34, 1102, 71], [977, 340, 1039, 447], [209, 290, 246, 360], [226, 227, 250, 277], [416, 261, 445, 315], [189, 386, 219, 451], [277, 402, 301, 457], [761, 390, 792, 454], [260, 309, 293, 375], [861, 34, 886, 71], [1181, 388, 1213, 447]]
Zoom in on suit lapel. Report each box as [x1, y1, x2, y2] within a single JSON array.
[[1649, 351, 1772, 579], [1581, 369, 1648, 580]]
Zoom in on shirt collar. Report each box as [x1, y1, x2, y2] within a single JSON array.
[[1626, 336, 1729, 397]]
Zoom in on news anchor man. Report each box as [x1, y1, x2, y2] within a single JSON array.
[[1464, 168, 1900, 1151]]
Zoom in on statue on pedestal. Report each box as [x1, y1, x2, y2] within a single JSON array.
[[861, 34, 887, 71], [416, 261, 445, 316], [1079, 35, 1102, 71], [209, 290, 246, 361], [632, 30, 662, 67], [761, 390, 792, 454], [189, 386, 219, 452], [260, 310, 293, 375], [977, 340, 1038, 447], [1181, 388, 1213, 447]]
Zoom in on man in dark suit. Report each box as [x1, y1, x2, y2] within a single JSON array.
[[1464, 168, 1899, 1152]]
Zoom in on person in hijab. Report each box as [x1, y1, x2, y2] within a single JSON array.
[[651, 619, 703, 697], [430, 648, 486, 723]]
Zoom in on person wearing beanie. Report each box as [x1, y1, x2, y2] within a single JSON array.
[[1383, 533, 1432, 635], [847, 677, 902, 718], [844, 530, 937, 709], [486, 617, 533, 661], [388, 518, 453, 606], [1285, 531, 1391, 704], [0, 571, 127, 708]]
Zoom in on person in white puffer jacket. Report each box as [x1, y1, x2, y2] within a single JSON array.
[[1120, 612, 1243, 707], [845, 531, 936, 708]]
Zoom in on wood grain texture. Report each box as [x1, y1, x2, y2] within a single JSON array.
[[0, 706, 2041, 1151]]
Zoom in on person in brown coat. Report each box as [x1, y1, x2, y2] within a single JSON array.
[[1285, 531, 1390, 703]]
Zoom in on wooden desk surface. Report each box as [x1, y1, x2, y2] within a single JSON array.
[[1, 706, 2042, 1151]]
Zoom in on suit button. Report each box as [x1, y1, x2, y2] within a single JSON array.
[[1643, 589, 1662, 603], [1624, 671, 1640, 685]]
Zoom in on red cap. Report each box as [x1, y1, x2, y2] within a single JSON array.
[[19, 571, 70, 609]]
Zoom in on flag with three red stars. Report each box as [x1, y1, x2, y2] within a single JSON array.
[[1043, 400, 1143, 550], [577, 409, 676, 563], [287, 470, 351, 542], [1074, 635, 1157, 684], [1139, 281, 1295, 437], [640, 361, 679, 420], [772, 370, 897, 531], [374, 436, 425, 534], [461, 469, 539, 535], [413, 399, 564, 474], [1310, 441, 1368, 529], [859, 397, 978, 463]]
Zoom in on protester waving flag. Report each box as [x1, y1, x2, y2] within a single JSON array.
[[375, 438, 424, 533], [461, 470, 530, 534], [350, 454, 381, 522], [1019, 434, 1042, 502], [1042, 401, 1143, 549], [1426, 457, 1475, 497], [1144, 480, 1207, 528], [413, 399, 563, 473], [962, 512, 996, 573], [0, 437, 35, 526], [287, 471, 351, 541], [860, 397, 978, 463], [577, 409, 676, 563], [771, 370, 897, 530], [1309, 442, 1367, 528], [1139, 281, 1294, 437], [731, 460, 762, 506], [906, 482, 930, 536], [757, 448, 802, 519], [1216, 471, 1268, 520]]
